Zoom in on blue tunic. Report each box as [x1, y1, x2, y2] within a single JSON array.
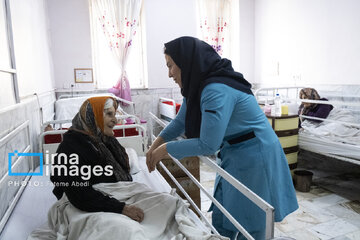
[[160, 83, 298, 233]]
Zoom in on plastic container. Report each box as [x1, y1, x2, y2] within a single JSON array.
[[263, 99, 271, 114], [281, 105, 289, 115], [274, 93, 282, 116], [270, 105, 276, 116], [294, 170, 313, 192]]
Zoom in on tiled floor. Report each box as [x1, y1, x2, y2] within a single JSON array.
[[199, 161, 360, 240]]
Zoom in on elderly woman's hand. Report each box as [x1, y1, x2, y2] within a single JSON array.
[[147, 143, 168, 173], [122, 205, 144, 222]]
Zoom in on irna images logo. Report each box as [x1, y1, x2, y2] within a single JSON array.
[[8, 150, 114, 180], [8, 150, 43, 176]]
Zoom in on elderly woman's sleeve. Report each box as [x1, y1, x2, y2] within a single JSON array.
[[64, 186, 125, 213], [305, 103, 333, 120], [50, 144, 126, 214], [313, 104, 333, 119]]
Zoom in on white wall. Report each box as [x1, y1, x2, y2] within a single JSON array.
[[239, 0, 255, 84], [0, 0, 56, 185], [254, 0, 360, 87], [10, 0, 55, 97], [47, 0, 94, 90], [48, 0, 255, 90], [47, 0, 198, 90], [144, 0, 197, 88]]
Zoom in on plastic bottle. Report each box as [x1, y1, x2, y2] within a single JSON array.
[[274, 93, 282, 116]]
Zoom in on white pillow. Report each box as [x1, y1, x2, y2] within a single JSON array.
[[125, 147, 141, 174]]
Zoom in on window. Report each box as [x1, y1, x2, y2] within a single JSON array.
[[0, 0, 18, 109], [196, 0, 240, 71], [89, 0, 147, 89]]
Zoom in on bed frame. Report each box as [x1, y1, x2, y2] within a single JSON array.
[[158, 97, 180, 123], [0, 122, 150, 239], [39, 119, 147, 157], [55, 93, 136, 120], [255, 86, 360, 166], [149, 112, 275, 240]]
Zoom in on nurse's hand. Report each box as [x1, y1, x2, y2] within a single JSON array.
[[147, 143, 168, 172], [146, 149, 154, 172]]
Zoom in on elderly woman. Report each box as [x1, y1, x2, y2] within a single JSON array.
[[298, 88, 333, 125], [50, 96, 144, 222]]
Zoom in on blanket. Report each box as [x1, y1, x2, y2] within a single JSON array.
[[28, 182, 228, 240], [301, 108, 360, 144]]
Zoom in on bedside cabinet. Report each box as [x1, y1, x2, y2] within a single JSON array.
[[156, 156, 201, 212], [266, 114, 299, 174]]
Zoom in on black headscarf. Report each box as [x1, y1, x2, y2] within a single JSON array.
[[164, 36, 253, 138]]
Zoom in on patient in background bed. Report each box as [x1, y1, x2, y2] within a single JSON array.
[[50, 96, 144, 222], [44, 124, 53, 131], [298, 88, 333, 126]]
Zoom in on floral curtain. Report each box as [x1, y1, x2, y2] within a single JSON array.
[[90, 0, 142, 101], [196, 0, 231, 57]]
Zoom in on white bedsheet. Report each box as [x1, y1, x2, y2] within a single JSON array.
[[0, 158, 185, 240], [301, 108, 360, 143], [29, 182, 226, 240], [55, 94, 115, 124], [299, 108, 360, 160], [55, 96, 93, 121]]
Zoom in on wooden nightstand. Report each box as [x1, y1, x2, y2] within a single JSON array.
[[156, 156, 201, 212], [266, 114, 299, 175]]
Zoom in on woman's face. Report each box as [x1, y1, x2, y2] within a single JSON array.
[[300, 93, 312, 108], [165, 54, 182, 88], [103, 106, 117, 136]]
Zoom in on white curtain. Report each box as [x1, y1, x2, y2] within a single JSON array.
[[89, 0, 142, 101], [197, 0, 232, 57]]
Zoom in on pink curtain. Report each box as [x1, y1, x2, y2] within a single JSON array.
[[91, 0, 142, 102], [197, 0, 231, 56]]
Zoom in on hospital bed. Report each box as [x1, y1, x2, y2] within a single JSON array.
[[1, 114, 277, 239], [55, 92, 136, 123], [255, 86, 360, 166], [158, 97, 181, 123], [0, 121, 208, 239]]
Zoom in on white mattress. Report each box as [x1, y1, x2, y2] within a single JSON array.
[[159, 102, 177, 123], [299, 108, 360, 161], [55, 94, 115, 124], [55, 96, 93, 121], [0, 170, 56, 240], [0, 158, 207, 239]]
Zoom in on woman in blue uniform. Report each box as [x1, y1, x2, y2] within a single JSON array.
[[146, 36, 298, 240]]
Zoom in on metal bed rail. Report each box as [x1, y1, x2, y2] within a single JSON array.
[[148, 112, 275, 240], [57, 93, 136, 115], [254, 86, 306, 101]]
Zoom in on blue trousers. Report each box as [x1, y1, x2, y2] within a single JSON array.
[[212, 182, 265, 240]]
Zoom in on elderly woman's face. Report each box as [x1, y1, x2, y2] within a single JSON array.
[[103, 106, 117, 136], [300, 93, 312, 108], [165, 54, 182, 88]]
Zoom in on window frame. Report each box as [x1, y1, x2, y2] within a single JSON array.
[[0, 0, 19, 104]]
